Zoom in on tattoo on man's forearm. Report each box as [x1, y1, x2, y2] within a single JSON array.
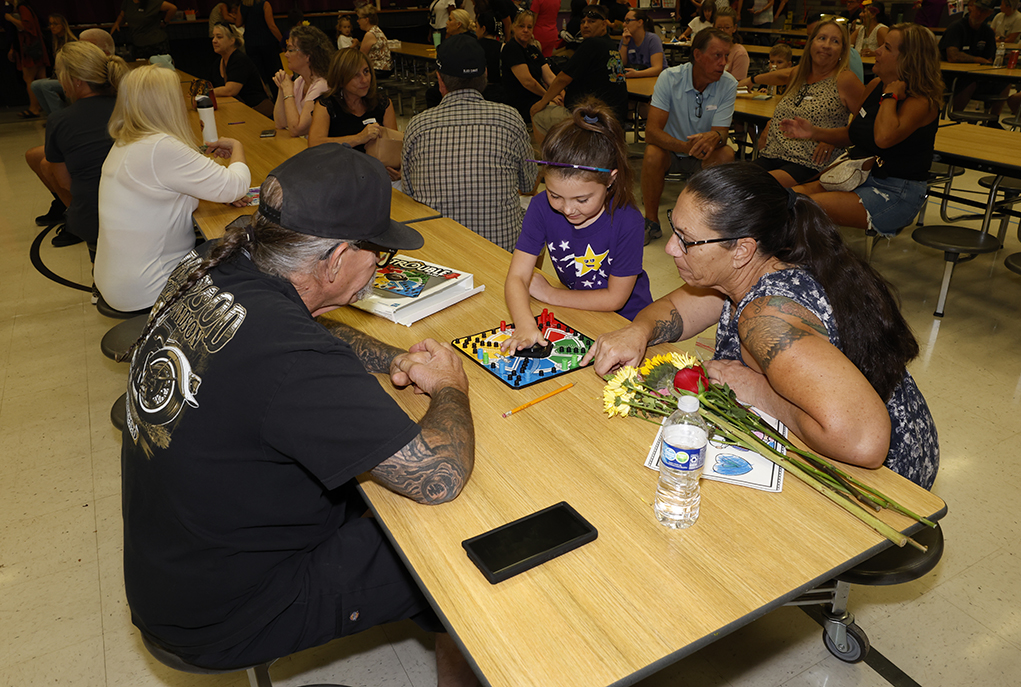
[[648, 309, 684, 346], [372, 387, 474, 505], [321, 320, 404, 373]]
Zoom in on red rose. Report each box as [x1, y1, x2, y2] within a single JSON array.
[[673, 366, 708, 394]]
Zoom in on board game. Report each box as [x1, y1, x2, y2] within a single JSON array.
[[452, 309, 595, 389]]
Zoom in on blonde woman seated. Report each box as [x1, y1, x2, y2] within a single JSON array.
[[356, 6, 393, 80], [272, 25, 334, 136], [309, 49, 401, 181], [211, 22, 273, 118], [97, 66, 251, 313]]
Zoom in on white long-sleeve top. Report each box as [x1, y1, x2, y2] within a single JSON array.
[[97, 134, 250, 312]]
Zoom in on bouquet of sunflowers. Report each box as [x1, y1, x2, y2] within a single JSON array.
[[601, 352, 935, 551]]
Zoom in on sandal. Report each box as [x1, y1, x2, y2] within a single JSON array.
[[18, 110, 40, 119]]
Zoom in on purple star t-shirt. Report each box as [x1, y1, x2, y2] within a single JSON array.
[[515, 192, 653, 320]]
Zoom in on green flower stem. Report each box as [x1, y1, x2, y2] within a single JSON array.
[[699, 406, 924, 552]]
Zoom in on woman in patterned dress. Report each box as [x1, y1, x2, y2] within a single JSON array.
[[356, 6, 392, 80], [585, 163, 939, 490], [736, 18, 864, 188]]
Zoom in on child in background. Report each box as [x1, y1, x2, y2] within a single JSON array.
[[336, 14, 359, 50], [767, 43, 794, 95], [502, 101, 652, 354]]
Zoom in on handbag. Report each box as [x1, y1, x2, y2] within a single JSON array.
[[819, 152, 877, 192], [365, 127, 404, 170]]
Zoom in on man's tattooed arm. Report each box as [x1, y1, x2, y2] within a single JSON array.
[[320, 319, 406, 374], [371, 387, 475, 505]]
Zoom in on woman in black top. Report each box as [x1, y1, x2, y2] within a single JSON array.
[[783, 23, 943, 236], [211, 23, 273, 117], [308, 48, 400, 181], [502, 11, 559, 123]]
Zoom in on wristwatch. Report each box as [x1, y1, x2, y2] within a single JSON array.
[[879, 91, 900, 103]]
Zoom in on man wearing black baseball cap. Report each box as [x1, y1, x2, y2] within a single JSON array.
[[121, 144, 478, 685], [528, 4, 629, 140], [403, 34, 536, 252]]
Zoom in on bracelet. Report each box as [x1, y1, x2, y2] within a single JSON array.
[[752, 74, 759, 86], [879, 91, 899, 103], [283, 95, 295, 100]]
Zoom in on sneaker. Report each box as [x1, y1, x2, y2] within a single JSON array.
[[91, 283, 100, 305], [644, 218, 663, 246], [50, 225, 83, 247], [35, 200, 67, 226]]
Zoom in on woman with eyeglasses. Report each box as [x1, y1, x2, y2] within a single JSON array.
[[584, 163, 939, 490], [272, 24, 334, 136], [620, 9, 663, 79], [736, 18, 863, 188]]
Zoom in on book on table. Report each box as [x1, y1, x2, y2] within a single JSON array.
[[352, 255, 485, 327]]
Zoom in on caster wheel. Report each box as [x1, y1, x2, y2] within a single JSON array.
[[823, 622, 870, 663]]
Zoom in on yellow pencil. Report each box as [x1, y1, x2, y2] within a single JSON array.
[[502, 383, 574, 418]]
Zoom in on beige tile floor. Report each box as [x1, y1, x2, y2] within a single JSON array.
[[1, 112, 1020, 687]]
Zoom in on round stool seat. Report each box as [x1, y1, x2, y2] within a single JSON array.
[[838, 525, 944, 586], [1006, 253, 1021, 275], [97, 294, 150, 320], [111, 393, 127, 431], [948, 110, 997, 124], [978, 176, 1021, 193], [101, 315, 148, 361], [912, 225, 1002, 254], [928, 163, 965, 180]]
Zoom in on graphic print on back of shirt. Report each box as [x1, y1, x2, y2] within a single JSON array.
[[126, 250, 247, 454]]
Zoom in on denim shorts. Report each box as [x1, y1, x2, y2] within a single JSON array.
[[853, 175, 927, 236]]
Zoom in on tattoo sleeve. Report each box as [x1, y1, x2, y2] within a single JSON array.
[[648, 308, 685, 346], [320, 319, 406, 374], [740, 297, 828, 373], [370, 387, 475, 505]]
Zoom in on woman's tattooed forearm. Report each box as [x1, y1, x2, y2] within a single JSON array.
[[648, 309, 684, 346]]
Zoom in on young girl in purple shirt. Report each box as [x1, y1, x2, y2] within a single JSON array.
[[502, 101, 652, 354]]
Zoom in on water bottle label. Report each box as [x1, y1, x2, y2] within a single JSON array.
[[661, 442, 705, 471]]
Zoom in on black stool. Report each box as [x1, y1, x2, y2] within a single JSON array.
[[1007, 252, 1021, 275], [96, 293, 150, 320], [911, 225, 1002, 317], [977, 175, 1021, 246], [111, 392, 127, 432], [789, 525, 944, 663], [101, 314, 148, 361], [140, 632, 350, 687]]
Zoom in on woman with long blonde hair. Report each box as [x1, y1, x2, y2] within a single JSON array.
[[737, 18, 864, 188], [784, 23, 943, 237], [97, 65, 251, 313]]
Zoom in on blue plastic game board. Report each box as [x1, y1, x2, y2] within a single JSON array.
[[452, 310, 595, 389]]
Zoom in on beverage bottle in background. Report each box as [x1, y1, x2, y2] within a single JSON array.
[[655, 396, 708, 529], [195, 95, 218, 144], [767, 62, 777, 97], [995, 42, 1006, 67]]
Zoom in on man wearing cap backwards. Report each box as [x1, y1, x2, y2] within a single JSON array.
[[529, 5, 629, 140], [121, 144, 478, 685], [940, 0, 1010, 126], [402, 34, 537, 253], [639, 27, 736, 245]]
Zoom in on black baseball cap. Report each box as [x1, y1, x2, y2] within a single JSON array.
[[260, 144, 423, 251], [436, 34, 485, 78], [582, 6, 609, 20]]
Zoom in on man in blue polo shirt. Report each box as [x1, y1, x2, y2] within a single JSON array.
[[640, 28, 737, 243]]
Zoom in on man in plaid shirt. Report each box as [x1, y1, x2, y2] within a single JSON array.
[[402, 35, 538, 252]]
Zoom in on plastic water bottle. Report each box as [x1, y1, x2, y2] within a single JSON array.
[[995, 42, 1006, 68], [655, 396, 708, 529], [767, 63, 777, 97]]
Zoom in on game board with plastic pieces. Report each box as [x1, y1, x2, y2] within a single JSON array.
[[452, 309, 595, 389]]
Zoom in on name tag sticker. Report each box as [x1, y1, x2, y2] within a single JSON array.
[[859, 107, 867, 117], [706, 104, 718, 111]]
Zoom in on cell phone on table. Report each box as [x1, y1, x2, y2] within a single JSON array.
[[260, 129, 276, 138], [462, 502, 597, 584]]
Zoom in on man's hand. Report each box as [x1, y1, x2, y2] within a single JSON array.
[[685, 131, 720, 159], [390, 338, 468, 396]]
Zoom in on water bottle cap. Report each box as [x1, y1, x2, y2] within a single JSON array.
[[677, 395, 699, 413]]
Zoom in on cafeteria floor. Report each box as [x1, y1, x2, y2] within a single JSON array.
[[1, 109, 1019, 687]]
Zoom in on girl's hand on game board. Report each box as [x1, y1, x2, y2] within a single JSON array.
[[499, 325, 547, 355]]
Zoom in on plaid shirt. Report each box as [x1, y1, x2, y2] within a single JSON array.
[[402, 90, 537, 252]]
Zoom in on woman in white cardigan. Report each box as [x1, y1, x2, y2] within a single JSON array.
[[97, 65, 251, 312]]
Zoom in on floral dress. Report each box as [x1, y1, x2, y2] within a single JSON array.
[[714, 269, 939, 490], [366, 25, 392, 72], [13, 3, 49, 70]]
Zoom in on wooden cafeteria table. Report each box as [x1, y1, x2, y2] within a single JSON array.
[[317, 215, 946, 687]]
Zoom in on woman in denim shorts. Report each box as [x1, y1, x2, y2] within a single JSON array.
[[781, 22, 943, 237]]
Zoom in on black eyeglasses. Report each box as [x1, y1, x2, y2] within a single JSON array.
[[694, 91, 703, 119], [319, 241, 397, 267], [668, 211, 748, 254]]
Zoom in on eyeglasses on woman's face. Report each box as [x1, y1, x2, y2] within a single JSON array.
[[667, 211, 748, 254]]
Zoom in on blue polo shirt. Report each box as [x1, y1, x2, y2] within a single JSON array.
[[650, 63, 737, 159]]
